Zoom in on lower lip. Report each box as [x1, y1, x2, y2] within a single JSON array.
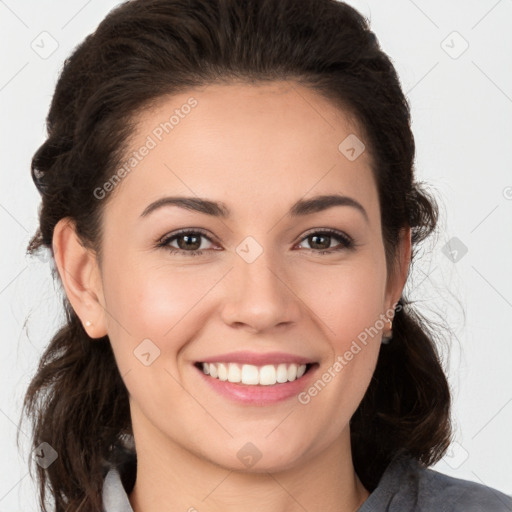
[[195, 364, 319, 405]]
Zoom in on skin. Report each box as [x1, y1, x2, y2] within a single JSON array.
[[53, 81, 411, 512]]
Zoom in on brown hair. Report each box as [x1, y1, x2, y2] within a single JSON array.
[[20, 0, 452, 510]]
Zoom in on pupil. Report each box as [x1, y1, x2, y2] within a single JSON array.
[[310, 234, 329, 250], [179, 234, 200, 250]]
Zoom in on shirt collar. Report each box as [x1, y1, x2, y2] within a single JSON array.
[[103, 466, 135, 512]]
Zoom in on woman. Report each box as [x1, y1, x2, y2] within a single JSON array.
[[20, 0, 512, 511]]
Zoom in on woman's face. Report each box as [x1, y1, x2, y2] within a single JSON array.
[[90, 81, 407, 472]]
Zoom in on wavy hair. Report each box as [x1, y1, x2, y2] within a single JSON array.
[[20, 0, 452, 509]]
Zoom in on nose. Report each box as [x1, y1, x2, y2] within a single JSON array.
[[220, 245, 302, 333]]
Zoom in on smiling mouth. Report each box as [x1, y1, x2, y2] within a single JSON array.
[[194, 362, 316, 386]]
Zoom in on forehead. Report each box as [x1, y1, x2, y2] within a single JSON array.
[[104, 81, 378, 223]]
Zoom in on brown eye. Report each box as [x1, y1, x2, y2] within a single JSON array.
[[308, 233, 332, 250], [297, 229, 354, 254], [158, 229, 216, 256], [174, 233, 202, 251]]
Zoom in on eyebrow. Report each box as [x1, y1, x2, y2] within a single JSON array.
[[140, 194, 369, 222]]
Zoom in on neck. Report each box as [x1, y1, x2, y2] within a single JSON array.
[[128, 423, 370, 512]]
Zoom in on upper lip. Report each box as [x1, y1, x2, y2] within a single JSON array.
[[198, 351, 314, 366]]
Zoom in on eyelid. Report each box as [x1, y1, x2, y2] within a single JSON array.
[[156, 228, 221, 254], [296, 227, 353, 246], [158, 227, 351, 244], [158, 227, 216, 244], [157, 226, 355, 254]]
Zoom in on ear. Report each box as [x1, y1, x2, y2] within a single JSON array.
[[385, 226, 412, 314], [52, 218, 108, 339]]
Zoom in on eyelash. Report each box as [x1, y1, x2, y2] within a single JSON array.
[[157, 228, 355, 257]]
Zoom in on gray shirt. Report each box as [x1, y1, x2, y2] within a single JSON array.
[[102, 454, 512, 511]]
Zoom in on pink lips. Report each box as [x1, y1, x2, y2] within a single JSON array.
[[194, 351, 318, 405], [198, 351, 313, 366]]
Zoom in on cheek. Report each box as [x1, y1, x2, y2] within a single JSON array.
[[294, 265, 385, 422], [101, 253, 223, 360], [292, 254, 386, 406], [293, 256, 387, 345]]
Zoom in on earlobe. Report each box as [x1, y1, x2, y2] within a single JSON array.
[[52, 218, 108, 339]]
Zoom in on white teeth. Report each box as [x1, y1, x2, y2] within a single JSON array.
[[287, 364, 297, 381], [217, 363, 228, 381], [241, 364, 259, 385], [259, 365, 276, 385], [227, 363, 241, 383], [200, 362, 308, 385], [276, 363, 288, 383]]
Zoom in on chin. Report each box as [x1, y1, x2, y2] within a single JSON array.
[[199, 437, 313, 474]]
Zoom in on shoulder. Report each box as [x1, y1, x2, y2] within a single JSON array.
[[398, 456, 512, 511], [413, 460, 512, 511], [359, 454, 512, 512]]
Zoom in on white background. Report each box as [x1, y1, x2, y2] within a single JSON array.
[[1, 0, 511, 509]]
